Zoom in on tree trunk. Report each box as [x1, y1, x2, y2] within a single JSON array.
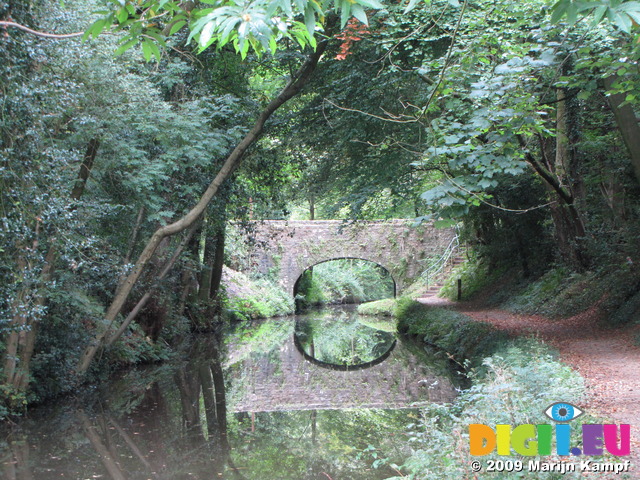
[[3, 138, 100, 397], [209, 221, 226, 300], [71, 138, 100, 199], [114, 206, 146, 298], [105, 220, 200, 347], [76, 24, 336, 376], [604, 75, 640, 186], [518, 96, 590, 271], [552, 88, 590, 270], [198, 218, 215, 302]]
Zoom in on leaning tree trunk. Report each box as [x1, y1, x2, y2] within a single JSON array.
[[77, 20, 337, 376]]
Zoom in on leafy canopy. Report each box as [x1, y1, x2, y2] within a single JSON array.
[[86, 0, 392, 60], [550, 0, 640, 33]]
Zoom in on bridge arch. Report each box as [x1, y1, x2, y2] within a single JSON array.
[[292, 257, 397, 302], [241, 220, 456, 296]]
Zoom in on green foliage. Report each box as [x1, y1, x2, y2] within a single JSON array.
[[356, 298, 397, 316], [295, 308, 395, 364], [439, 253, 507, 302], [388, 340, 585, 480], [87, 0, 384, 60], [501, 268, 603, 317], [609, 288, 640, 326], [392, 301, 586, 480], [281, 11, 434, 220], [294, 269, 326, 309], [106, 322, 173, 366], [0, 0, 264, 411], [226, 317, 294, 361], [396, 301, 509, 365], [296, 259, 395, 306], [551, 0, 640, 33], [228, 278, 294, 319]]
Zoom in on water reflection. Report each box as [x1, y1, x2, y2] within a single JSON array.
[[294, 307, 396, 369], [0, 308, 458, 479]]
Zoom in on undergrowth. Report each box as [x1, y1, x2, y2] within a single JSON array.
[[385, 302, 597, 480], [296, 259, 394, 307], [438, 252, 640, 325], [227, 278, 294, 320], [439, 253, 508, 302], [396, 300, 509, 367], [386, 343, 589, 480]]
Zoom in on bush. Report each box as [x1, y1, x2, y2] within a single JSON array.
[[396, 300, 509, 367], [501, 268, 605, 318], [389, 341, 586, 480], [388, 300, 588, 479], [227, 278, 294, 320], [439, 253, 508, 302]]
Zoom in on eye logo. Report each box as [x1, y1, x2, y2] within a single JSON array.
[[544, 402, 583, 422]]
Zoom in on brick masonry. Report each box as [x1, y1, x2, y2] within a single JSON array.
[[242, 220, 456, 295]]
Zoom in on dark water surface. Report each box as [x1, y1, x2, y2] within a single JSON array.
[[1, 306, 458, 480]]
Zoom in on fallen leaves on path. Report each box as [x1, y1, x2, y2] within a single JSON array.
[[453, 300, 640, 476]]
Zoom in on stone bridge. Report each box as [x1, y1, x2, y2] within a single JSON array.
[[241, 220, 456, 296]]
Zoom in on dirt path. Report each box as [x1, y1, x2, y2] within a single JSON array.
[[434, 297, 640, 474]]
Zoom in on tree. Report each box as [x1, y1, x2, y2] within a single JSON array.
[[0, 0, 390, 386], [75, 10, 349, 374]]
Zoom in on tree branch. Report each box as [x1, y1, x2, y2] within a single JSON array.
[[516, 134, 574, 205], [0, 20, 84, 39], [76, 16, 339, 375]]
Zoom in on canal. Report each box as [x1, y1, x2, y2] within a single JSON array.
[[1, 306, 459, 479]]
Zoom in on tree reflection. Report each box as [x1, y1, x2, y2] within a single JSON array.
[[58, 333, 245, 479], [1, 434, 34, 480]]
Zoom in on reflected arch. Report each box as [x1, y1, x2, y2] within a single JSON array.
[[293, 331, 397, 371]]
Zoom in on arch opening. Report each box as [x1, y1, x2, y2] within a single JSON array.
[[293, 257, 396, 313]]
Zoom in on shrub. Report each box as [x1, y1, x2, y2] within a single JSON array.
[[439, 253, 508, 302], [389, 341, 586, 480], [227, 278, 294, 320], [396, 301, 509, 367], [388, 300, 588, 479], [357, 298, 397, 316]]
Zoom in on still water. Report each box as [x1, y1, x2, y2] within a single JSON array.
[[1, 306, 458, 480]]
